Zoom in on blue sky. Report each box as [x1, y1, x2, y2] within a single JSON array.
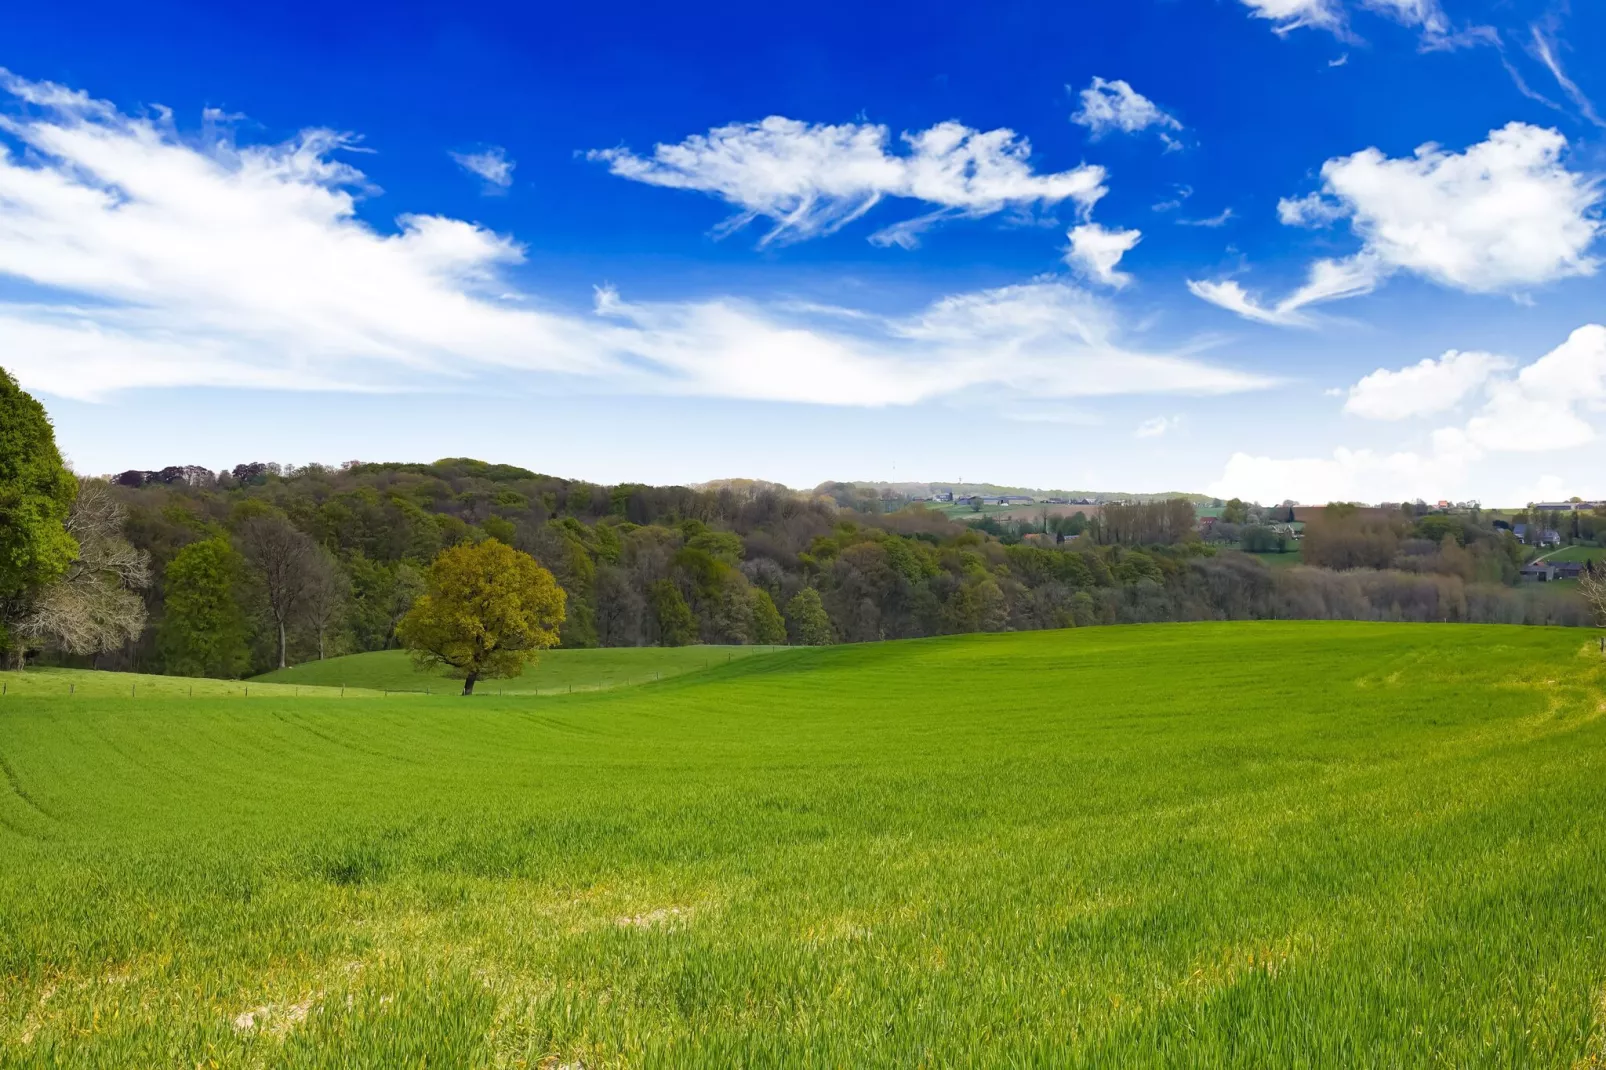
[[4, 0, 1605, 503]]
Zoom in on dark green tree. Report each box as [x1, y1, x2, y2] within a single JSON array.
[[785, 587, 833, 646], [648, 580, 697, 646], [0, 368, 79, 665], [158, 537, 250, 678]]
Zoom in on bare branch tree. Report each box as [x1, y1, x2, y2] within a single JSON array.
[[19, 479, 150, 658], [237, 514, 314, 670], [300, 546, 349, 660], [1579, 566, 1606, 627]]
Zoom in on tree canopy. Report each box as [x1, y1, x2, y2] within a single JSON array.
[[0, 368, 79, 663], [397, 538, 566, 694], [158, 537, 250, 679]]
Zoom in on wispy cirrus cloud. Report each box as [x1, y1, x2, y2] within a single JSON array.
[[0, 70, 1268, 412], [1239, 0, 1490, 50], [1529, 23, 1605, 129], [587, 116, 1106, 248]]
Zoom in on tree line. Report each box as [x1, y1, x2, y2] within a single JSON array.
[[0, 369, 1593, 678]]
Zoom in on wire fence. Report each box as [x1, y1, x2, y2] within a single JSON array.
[[0, 647, 796, 700]]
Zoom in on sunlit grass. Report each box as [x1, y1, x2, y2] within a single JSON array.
[[0, 666, 386, 699], [4, 622, 1606, 1066], [253, 644, 789, 694]]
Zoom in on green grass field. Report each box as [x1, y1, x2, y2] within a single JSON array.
[[1242, 547, 1303, 568], [5, 622, 1606, 1066], [1545, 544, 1606, 565], [0, 667, 383, 699], [254, 645, 787, 694]]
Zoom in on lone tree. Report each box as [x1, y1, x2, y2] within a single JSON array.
[[0, 368, 79, 667], [397, 539, 566, 695]]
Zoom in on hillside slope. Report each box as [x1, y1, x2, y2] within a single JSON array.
[[3, 622, 1606, 1065], [253, 644, 788, 693]]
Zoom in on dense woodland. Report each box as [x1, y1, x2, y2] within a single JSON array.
[[34, 458, 1584, 678]]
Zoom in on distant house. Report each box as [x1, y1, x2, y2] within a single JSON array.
[[1513, 525, 1562, 547], [1020, 532, 1052, 546], [1520, 563, 1557, 582], [1554, 561, 1585, 580]]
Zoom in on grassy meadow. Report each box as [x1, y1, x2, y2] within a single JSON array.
[[255, 645, 787, 695], [1546, 544, 1606, 565], [4, 622, 1606, 1065], [0, 667, 381, 700]]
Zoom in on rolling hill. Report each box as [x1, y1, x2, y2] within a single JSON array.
[[3, 622, 1605, 1065]]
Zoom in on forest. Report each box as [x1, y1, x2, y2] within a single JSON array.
[[19, 457, 1582, 678]]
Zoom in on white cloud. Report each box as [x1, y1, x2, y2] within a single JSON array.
[[1344, 350, 1513, 419], [1463, 325, 1606, 452], [588, 116, 1106, 247], [1196, 123, 1602, 325], [1188, 253, 1384, 327], [0, 71, 1270, 411], [1069, 78, 1182, 140], [1209, 434, 1473, 504], [1277, 192, 1345, 227], [1135, 415, 1178, 438], [1239, 0, 1344, 35], [1310, 123, 1601, 292], [451, 146, 515, 190], [1211, 325, 1606, 501], [1065, 223, 1141, 288]]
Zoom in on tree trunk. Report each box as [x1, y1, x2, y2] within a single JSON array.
[[318, 628, 325, 660], [278, 619, 287, 670], [462, 673, 477, 697]]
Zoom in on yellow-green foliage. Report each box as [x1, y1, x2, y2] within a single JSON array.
[[4, 622, 1606, 1066], [397, 539, 565, 688]]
